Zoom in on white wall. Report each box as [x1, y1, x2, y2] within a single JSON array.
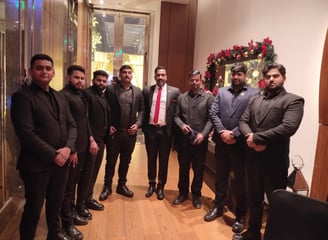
[[194, 0, 328, 188]]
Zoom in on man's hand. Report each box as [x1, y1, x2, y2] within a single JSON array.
[[193, 133, 204, 145], [110, 126, 117, 136], [69, 152, 78, 167], [181, 124, 192, 135], [220, 130, 236, 144], [89, 140, 99, 156], [128, 124, 138, 135], [54, 147, 71, 167]]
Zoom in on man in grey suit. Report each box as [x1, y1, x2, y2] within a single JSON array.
[[173, 70, 213, 208], [142, 66, 180, 200], [99, 65, 144, 200], [11, 54, 76, 240], [239, 63, 304, 240]]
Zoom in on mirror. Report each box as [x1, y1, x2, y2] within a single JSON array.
[[204, 37, 276, 94]]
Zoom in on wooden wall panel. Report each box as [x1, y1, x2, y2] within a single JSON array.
[[319, 29, 328, 125], [311, 29, 328, 201], [158, 0, 197, 92]]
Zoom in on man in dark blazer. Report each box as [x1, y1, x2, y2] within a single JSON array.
[[239, 63, 304, 240], [11, 54, 76, 240], [60, 65, 98, 239], [99, 65, 144, 200], [173, 70, 213, 208], [204, 63, 259, 229], [142, 66, 180, 200], [80, 70, 110, 218]]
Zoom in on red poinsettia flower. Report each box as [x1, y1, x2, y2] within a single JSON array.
[[261, 44, 267, 55], [207, 53, 215, 64], [248, 40, 254, 50], [263, 37, 272, 45], [205, 71, 211, 78], [225, 49, 231, 58], [258, 79, 266, 89], [212, 86, 218, 96]]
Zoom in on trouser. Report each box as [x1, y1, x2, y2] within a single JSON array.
[[246, 149, 288, 232], [87, 140, 105, 201], [214, 139, 247, 219], [177, 136, 207, 198], [19, 165, 68, 240], [104, 130, 137, 186], [144, 126, 171, 187]]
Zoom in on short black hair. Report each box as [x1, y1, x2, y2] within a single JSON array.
[[231, 62, 248, 74], [154, 66, 166, 74], [189, 70, 201, 79], [262, 63, 286, 77], [119, 65, 133, 73], [93, 70, 108, 79], [67, 65, 85, 75], [30, 54, 53, 68]]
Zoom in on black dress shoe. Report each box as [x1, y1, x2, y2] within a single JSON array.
[[73, 213, 88, 226], [65, 225, 83, 240], [232, 216, 245, 233], [99, 185, 112, 201], [204, 206, 223, 222], [47, 231, 72, 240], [116, 184, 134, 198], [173, 194, 188, 205], [192, 198, 202, 209], [145, 185, 156, 197], [78, 207, 92, 220], [241, 229, 261, 240], [86, 199, 104, 211], [156, 188, 164, 200]]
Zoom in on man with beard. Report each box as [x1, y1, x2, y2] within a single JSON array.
[[11, 54, 76, 240], [142, 66, 180, 200], [60, 65, 100, 239], [99, 65, 144, 200], [79, 70, 110, 219], [173, 70, 213, 208], [239, 63, 304, 240], [204, 63, 258, 232]]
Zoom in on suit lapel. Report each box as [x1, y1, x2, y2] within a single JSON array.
[[255, 96, 279, 125]]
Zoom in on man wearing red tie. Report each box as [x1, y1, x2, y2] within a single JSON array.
[[142, 66, 180, 200]]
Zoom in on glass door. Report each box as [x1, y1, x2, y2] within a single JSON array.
[[91, 10, 149, 88]]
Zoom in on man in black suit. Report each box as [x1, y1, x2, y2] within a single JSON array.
[[173, 70, 214, 208], [60, 65, 99, 239], [142, 66, 180, 200], [80, 70, 110, 219], [239, 63, 304, 240], [99, 65, 144, 200], [11, 54, 76, 240]]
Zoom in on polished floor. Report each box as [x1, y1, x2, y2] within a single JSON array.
[[1, 143, 246, 240]]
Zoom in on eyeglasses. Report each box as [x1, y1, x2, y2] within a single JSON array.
[[264, 74, 280, 79]]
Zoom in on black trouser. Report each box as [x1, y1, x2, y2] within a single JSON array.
[[177, 136, 207, 198], [19, 165, 68, 240], [246, 149, 288, 232], [214, 139, 247, 219], [87, 140, 105, 201], [75, 150, 95, 208], [144, 126, 171, 187], [104, 130, 136, 186]]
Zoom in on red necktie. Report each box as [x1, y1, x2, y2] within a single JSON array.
[[153, 87, 162, 124]]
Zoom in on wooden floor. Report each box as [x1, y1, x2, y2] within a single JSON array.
[[1, 143, 238, 240]]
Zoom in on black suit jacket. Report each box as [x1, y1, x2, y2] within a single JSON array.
[[239, 88, 304, 168], [83, 86, 111, 143], [11, 82, 77, 172], [60, 85, 89, 153], [142, 84, 180, 136], [106, 83, 144, 129]]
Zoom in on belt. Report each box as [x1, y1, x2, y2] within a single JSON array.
[[149, 124, 166, 128]]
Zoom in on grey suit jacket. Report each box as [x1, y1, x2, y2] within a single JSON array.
[[11, 82, 77, 172], [142, 84, 180, 136], [174, 90, 214, 137]]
